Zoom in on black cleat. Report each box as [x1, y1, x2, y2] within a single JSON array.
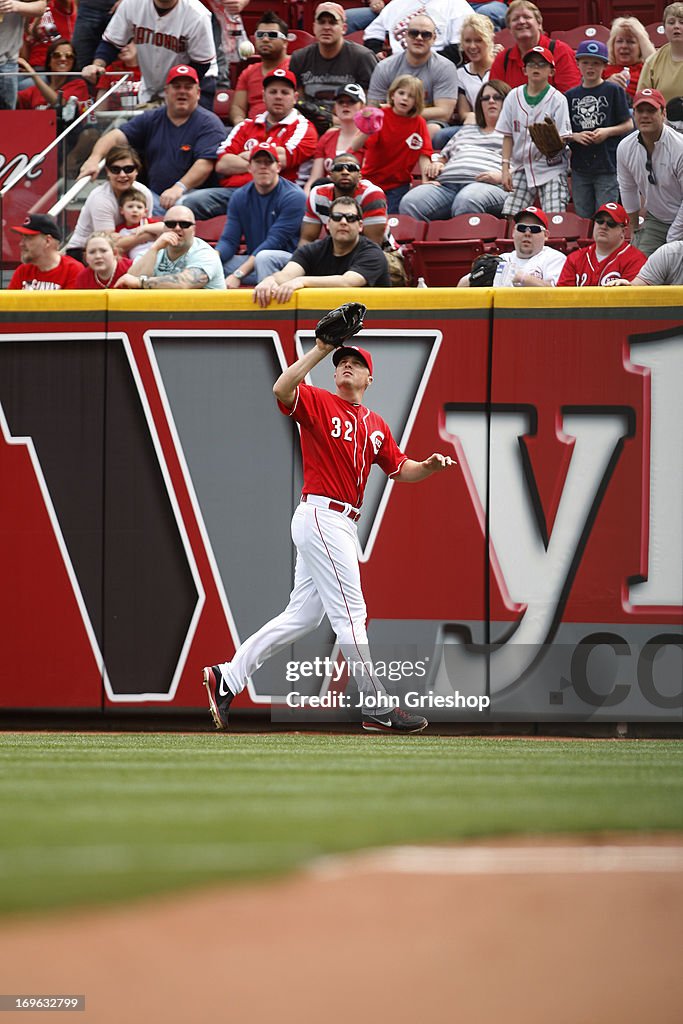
[[202, 666, 234, 730], [362, 707, 428, 733]]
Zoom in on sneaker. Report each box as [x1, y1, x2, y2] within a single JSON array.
[[362, 707, 428, 733], [202, 665, 234, 730]]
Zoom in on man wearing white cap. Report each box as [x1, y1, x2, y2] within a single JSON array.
[[289, 2, 377, 116], [81, 0, 217, 105]]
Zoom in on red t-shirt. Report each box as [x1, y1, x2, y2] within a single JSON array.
[[557, 242, 646, 287], [313, 127, 364, 176], [8, 255, 82, 290], [279, 383, 406, 509], [74, 257, 132, 288], [23, 1, 77, 69], [17, 77, 90, 110], [361, 108, 432, 191], [234, 57, 290, 119], [603, 63, 642, 103]]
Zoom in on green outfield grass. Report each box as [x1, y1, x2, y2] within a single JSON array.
[[1, 733, 682, 916]]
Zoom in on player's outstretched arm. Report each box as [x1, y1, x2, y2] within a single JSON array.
[[396, 453, 455, 482], [273, 338, 334, 408]]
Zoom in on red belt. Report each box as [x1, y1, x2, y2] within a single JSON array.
[[302, 494, 361, 522]]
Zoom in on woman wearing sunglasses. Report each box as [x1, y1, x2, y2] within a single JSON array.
[[400, 80, 510, 221], [67, 145, 153, 262], [16, 38, 90, 111]]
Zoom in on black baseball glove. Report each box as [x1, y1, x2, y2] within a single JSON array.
[[469, 253, 503, 288], [315, 302, 367, 346]]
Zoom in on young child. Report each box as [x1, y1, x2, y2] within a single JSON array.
[[351, 75, 433, 214], [497, 46, 572, 216], [114, 188, 162, 260], [566, 41, 633, 218]]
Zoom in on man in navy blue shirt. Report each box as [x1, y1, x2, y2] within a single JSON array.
[[217, 141, 306, 287], [78, 65, 226, 215]]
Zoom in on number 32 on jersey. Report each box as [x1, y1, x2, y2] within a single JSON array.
[[330, 416, 354, 441]]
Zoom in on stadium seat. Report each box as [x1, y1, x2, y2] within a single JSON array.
[[595, 1, 660, 31], [539, 1, 599, 34], [493, 28, 515, 50], [646, 22, 666, 48], [386, 215, 427, 244], [545, 211, 592, 253], [213, 88, 233, 123], [195, 217, 226, 244], [425, 214, 507, 242], [410, 240, 486, 287], [552, 25, 610, 47], [286, 29, 315, 52]]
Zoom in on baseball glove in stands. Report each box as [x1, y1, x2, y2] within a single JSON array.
[[528, 116, 565, 158], [469, 253, 503, 287], [316, 302, 367, 346]]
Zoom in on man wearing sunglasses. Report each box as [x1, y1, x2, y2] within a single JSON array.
[[366, 14, 458, 135], [230, 11, 290, 125], [458, 206, 566, 287], [115, 204, 225, 289], [288, 3, 377, 117], [616, 88, 683, 257], [363, 0, 472, 61], [302, 146, 388, 248], [557, 203, 646, 287], [254, 194, 389, 306]]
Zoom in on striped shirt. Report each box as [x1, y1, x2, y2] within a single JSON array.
[[437, 125, 504, 186], [304, 180, 388, 231]]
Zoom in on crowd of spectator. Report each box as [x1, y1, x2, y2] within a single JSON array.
[[2, 0, 683, 290]]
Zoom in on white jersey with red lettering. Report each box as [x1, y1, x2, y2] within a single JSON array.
[[103, 0, 217, 103], [557, 241, 647, 287], [214, 381, 406, 704]]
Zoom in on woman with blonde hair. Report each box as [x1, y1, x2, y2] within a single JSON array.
[[74, 232, 132, 288], [603, 16, 655, 101], [456, 13, 495, 120], [637, 2, 683, 102]]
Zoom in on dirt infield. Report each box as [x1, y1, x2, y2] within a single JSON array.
[[1, 835, 682, 1024]]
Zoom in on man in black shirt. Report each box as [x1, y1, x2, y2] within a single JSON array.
[[253, 195, 390, 306]]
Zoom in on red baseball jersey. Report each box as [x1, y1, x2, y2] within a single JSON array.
[[8, 255, 82, 290], [216, 110, 317, 187], [557, 242, 647, 287], [279, 383, 407, 509], [361, 108, 432, 191]]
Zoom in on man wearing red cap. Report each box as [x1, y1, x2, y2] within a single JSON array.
[[289, 2, 377, 117], [79, 65, 226, 215], [458, 206, 566, 287], [8, 214, 82, 290], [557, 203, 646, 287], [81, 0, 217, 106], [184, 68, 317, 221], [202, 306, 454, 734], [616, 87, 683, 256]]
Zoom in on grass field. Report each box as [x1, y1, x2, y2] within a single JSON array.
[[1, 733, 682, 917]]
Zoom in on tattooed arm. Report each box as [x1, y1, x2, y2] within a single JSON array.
[[115, 267, 210, 289]]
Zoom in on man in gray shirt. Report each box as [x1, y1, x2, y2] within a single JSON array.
[[367, 13, 458, 135], [607, 240, 683, 286]]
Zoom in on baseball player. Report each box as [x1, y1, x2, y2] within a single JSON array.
[[203, 304, 454, 734], [81, 0, 217, 105]]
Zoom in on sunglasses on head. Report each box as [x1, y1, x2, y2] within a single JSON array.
[[164, 219, 194, 229], [331, 162, 360, 172], [594, 216, 619, 227], [515, 223, 544, 233], [329, 211, 361, 223], [407, 29, 434, 39], [108, 164, 136, 174], [255, 30, 287, 39]]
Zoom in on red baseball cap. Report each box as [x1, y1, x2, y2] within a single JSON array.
[[522, 45, 556, 67], [594, 202, 628, 225], [166, 64, 199, 85], [633, 88, 666, 110], [514, 206, 548, 229], [248, 141, 279, 162], [333, 345, 373, 375], [262, 68, 298, 90]]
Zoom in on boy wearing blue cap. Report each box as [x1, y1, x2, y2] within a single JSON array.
[[566, 39, 633, 217]]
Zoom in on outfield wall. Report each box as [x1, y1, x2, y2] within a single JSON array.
[[0, 289, 681, 721]]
